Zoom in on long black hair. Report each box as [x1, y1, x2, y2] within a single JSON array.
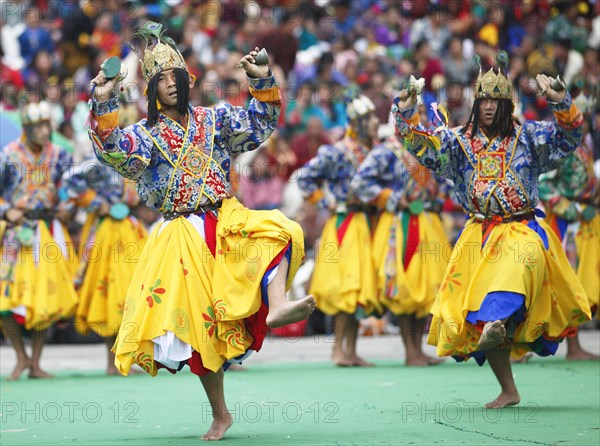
[[461, 98, 515, 139], [146, 68, 190, 127]]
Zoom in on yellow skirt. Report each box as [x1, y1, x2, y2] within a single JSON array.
[[113, 197, 304, 376], [575, 213, 600, 315], [0, 220, 79, 330], [427, 218, 591, 362], [310, 212, 380, 316], [372, 211, 448, 317], [75, 215, 147, 337]]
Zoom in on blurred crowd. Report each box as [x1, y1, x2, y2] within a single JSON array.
[[1, 0, 599, 225]]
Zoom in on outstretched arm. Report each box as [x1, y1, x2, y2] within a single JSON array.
[[392, 89, 458, 180], [523, 86, 583, 175], [217, 48, 282, 154], [88, 70, 151, 180]]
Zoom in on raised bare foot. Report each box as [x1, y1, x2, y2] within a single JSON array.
[[201, 412, 233, 441], [266, 295, 316, 328], [6, 359, 31, 381], [28, 367, 54, 379], [484, 390, 520, 409], [350, 355, 375, 367], [566, 350, 600, 361], [478, 320, 506, 351]]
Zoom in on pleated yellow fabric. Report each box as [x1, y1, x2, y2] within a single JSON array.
[[0, 221, 79, 330], [310, 212, 380, 316], [427, 218, 591, 358], [575, 213, 600, 316], [113, 197, 304, 376], [372, 211, 448, 317], [75, 215, 148, 337]]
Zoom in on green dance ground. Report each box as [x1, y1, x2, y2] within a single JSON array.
[[1, 358, 598, 445]]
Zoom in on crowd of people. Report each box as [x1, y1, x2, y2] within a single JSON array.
[[0, 0, 599, 439]]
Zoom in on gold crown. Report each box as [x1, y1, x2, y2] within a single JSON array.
[[475, 68, 513, 100], [131, 22, 188, 83], [141, 42, 187, 83]]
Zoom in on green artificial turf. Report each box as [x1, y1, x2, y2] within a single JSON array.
[[1, 358, 598, 445]]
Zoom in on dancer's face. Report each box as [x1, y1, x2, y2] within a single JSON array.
[[366, 113, 380, 140], [479, 99, 498, 128], [25, 121, 51, 147], [156, 69, 178, 108]]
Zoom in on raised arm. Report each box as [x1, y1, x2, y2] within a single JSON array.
[[522, 93, 583, 175], [87, 70, 152, 180], [216, 73, 282, 154], [392, 91, 459, 180]]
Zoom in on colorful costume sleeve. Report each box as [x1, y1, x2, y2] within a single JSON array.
[[215, 74, 281, 155], [60, 157, 123, 212], [88, 97, 152, 180], [391, 100, 460, 181], [522, 93, 583, 174], [539, 170, 579, 221], [351, 146, 396, 209], [296, 144, 340, 206]]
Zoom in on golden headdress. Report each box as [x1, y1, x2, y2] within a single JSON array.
[[474, 51, 514, 101], [130, 21, 187, 83]]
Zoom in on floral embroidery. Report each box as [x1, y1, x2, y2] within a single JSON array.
[[224, 325, 244, 347], [145, 278, 165, 308], [440, 265, 462, 292], [136, 352, 154, 373]]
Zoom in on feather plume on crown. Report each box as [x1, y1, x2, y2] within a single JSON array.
[[129, 21, 187, 83]]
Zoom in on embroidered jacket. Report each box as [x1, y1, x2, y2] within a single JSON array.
[[0, 140, 73, 216], [351, 138, 443, 212], [60, 156, 137, 211], [296, 136, 370, 210], [88, 76, 281, 213], [392, 94, 583, 216], [539, 134, 598, 221]]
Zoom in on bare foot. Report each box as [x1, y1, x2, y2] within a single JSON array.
[[478, 321, 506, 351], [405, 357, 429, 367], [484, 390, 520, 409], [421, 354, 445, 365], [6, 359, 31, 381], [350, 355, 375, 367], [566, 350, 600, 361], [266, 295, 316, 328], [202, 412, 233, 441], [28, 367, 54, 379], [511, 352, 533, 364], [332, 351, 353, 367]]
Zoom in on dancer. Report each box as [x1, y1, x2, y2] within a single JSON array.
[[0, 100, 79, 380], [62, 157, 148, 374], [393, 54, 591, 408], [351, 130, 448, 366], [88, 22, 314, 440], [297, 95, 382, 367], [539, 96, 599, 360]]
